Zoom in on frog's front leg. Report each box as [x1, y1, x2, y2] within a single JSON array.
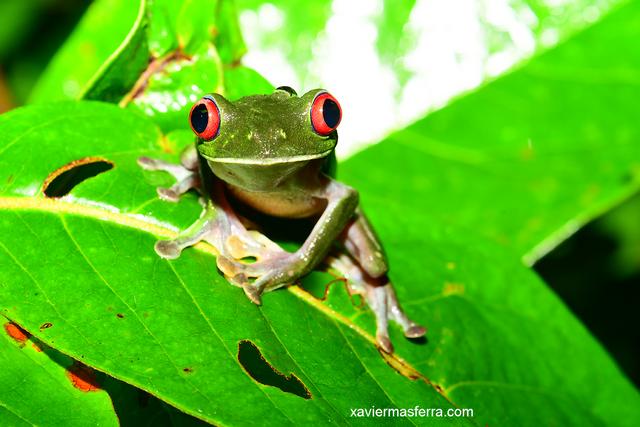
[[221, 178, 358, 303], [139, 151, 286, 289], [153, 181, 285, 280], [138, 146, 200, 202]]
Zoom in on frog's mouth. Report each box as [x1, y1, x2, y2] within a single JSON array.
[[199, 150, 333, 166]]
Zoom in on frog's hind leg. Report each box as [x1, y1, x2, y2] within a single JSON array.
[[343, 207, 388, 278], [384, 285, 427, 338], [328, 254, 393, 352], [337, 210, 426, 352]]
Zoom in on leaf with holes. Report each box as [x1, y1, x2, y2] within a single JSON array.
[[0, 318, 205, 425], [0, 321, 118, 426], [0, 101, 462, 425], [1, 91, 639, 426]]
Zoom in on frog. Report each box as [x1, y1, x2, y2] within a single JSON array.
[[138, 86, 425, 353]]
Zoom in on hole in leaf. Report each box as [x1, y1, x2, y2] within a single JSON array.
[[43, 157, 114, 198], [237, 340, 311, 400]]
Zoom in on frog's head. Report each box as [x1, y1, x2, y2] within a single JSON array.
[[189, 87, 341, 165]]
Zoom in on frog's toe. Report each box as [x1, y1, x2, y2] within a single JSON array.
[[242, 283, 263, 305], [216, 255, 243, 277], [376, 333, 394, 354], [137, 156, 156, 169], [404, 324, 427, 338], [155, 240, 182, 259], [157, 187, 180, 202]]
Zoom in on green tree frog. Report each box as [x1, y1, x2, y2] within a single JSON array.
[[138, 87, 425, 353]]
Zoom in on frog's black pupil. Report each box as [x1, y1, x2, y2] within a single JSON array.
[[191, 104, 209, 133], [322, 99, 340, 128]]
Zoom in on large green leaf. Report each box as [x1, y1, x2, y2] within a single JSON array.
[[0, 99, 638, 425], [0, 101, 459, 425], [341, 0, 640, 263]]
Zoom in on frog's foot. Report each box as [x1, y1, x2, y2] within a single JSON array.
[[138, 156, 200, 202], [328, 254, 426, 353], [216, 251, 300, 304]]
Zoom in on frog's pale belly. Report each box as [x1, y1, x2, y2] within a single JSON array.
[[226, 183, 327, 219]]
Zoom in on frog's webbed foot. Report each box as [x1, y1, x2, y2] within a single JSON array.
[[138, 152, 200, 202], [151, 198, 288, 305], [216, 248, 295, 304], [328, 254, 426, 353]]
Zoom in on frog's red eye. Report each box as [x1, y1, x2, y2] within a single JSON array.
[[189, 96, 220, 140], [310, 92, 341, 136]]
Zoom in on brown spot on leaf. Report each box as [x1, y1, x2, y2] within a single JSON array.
[[442, 282, 465, 296], [43, 157, 114, 198], [67, 362, 100, 392], [237, 340, 311, 399], [4, 322, 29, 344], [183, 367, 193, 373], [379, 349, 422, 380], [119, 50, 191, 107], [116, 313, 124, 319], [39, 322, 53, 330], [32, 343, 43, 352]]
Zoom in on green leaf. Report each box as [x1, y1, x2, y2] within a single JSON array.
[[1, 99, 638, 425], [175, 0, 218, 56], [341, 0, 640, 263], [0, 321, 118, 426], [125, 42, 223, 133], [0, 101, 462, 425], [214, 0, 247, 64], [28, 0, 145, 103]]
